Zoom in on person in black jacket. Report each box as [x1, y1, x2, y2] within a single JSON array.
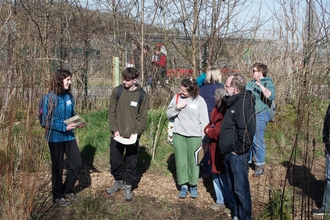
[[219, 73, 256, 220], [313, 104, 330, 215]]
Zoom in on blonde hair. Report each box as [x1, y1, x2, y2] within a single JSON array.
[[206, 67, 222, 84]]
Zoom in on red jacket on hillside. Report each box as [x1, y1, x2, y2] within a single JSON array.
[[154, 53, 167, 67]]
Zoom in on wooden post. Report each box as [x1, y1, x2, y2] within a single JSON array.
[[113, 56, 120, 87]]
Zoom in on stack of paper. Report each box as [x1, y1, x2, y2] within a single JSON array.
[[114, 134, 138, 145], [64, 115, 87, 127], [194, 145, 207, 165]]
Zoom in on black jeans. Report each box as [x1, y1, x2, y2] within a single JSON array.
[[110, 138, 139, 186], [48, 140, 83, 202]]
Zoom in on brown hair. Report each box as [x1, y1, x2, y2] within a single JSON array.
[[252, 62, 268, 77], [154, 46, 161, 53], [181, 78, 199, 99], [122, 67, 139, 80], [50, 69, 72, 94]]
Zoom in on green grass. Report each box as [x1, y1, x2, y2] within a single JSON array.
[[75, 109, 110, 160], [265, 101, 326, 164], [73, 194, 110, 220], [75, 108, 174, 174]]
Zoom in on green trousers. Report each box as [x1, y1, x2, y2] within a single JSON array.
[[173, 133, 202, 186]]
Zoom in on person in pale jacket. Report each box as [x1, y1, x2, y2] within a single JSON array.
[[167, 78, 209, 199]]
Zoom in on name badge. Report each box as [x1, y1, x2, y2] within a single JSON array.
[[189, 104, 197, 109], [130, 101, 138, 107], [66, 100, 72, 106]]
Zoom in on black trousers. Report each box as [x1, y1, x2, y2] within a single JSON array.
[[48, 140, 83, 202], [110, 138, 139, 186]]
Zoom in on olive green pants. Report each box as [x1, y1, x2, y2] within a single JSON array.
[[173, 133, 202, 186]]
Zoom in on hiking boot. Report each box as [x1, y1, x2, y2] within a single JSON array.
[[124, 185, 133, 201], [312, 208, 327, 216], [178, 185, 188, 199], [253, 165, 264, 177], [209, 203, 226, 211], [190, 186, 198, 198], [65, 193, 78, 201], [54, 198, 71, 207], [106, 180, 124, 195]]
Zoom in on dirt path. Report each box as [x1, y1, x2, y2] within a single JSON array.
[[33, 156, 326, 219]]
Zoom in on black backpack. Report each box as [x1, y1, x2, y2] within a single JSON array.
[[116, 85, 145, 114], [264, 81, 276, 122], [268, 100, 276, 122]]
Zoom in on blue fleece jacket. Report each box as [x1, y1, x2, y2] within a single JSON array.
[[42, 92, 76, 142], [196, 72, 206, 87]]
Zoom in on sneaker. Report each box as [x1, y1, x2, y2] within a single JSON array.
[[65, 193, 78, 201], [253, 165, 264, 177], [312, 208, 326, 215], [209, 203, 226, 211], [54, 198, 71, 207], [190, 186, 198, 198], [106, 180, 124, 195], [178, 185, 188, 199], [124, 185, 133, 201]]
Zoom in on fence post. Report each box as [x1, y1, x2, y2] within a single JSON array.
[[113, 56, 120, 87]]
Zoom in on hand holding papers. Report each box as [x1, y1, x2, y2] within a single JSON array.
[[114, 134, 138, 145], [64, 115, 87, 127]]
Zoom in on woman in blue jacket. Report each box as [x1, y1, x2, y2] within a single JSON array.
[[42, 69, 84, 206]]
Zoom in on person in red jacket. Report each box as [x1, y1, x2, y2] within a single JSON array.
[[151, 45, 167, 86], [204, 86, 235, 214]]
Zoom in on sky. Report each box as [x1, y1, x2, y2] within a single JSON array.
[[79, 0, 329, 41]]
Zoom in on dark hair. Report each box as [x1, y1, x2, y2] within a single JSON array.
[[154, 46, 161, 52], [230, 73, 246, 92], [133, 40, 140, 49], [143, 45, 150, 57], [252, 62, 268, 77], [181, 78, 199, 99], [122, 67, 139, 80], [50, 69, 72, 94]]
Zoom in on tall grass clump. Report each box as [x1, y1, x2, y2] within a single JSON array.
[[1, 110, 48, 219], [73, 194, 110, 220], [259, 188, 292, 220]]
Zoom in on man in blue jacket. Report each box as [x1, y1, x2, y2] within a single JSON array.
[[219, 74, 256, 220]]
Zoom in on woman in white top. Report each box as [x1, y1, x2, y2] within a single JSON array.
[[167, 78, 209, 199]]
